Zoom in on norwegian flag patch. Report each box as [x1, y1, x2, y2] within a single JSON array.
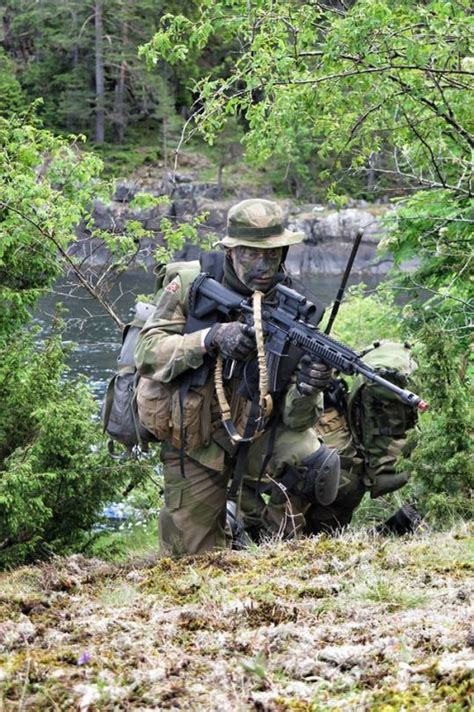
[[165, 281, 179, 294]]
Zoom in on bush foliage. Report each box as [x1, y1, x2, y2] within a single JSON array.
[[0, 115, 161, 568], [399, 326, 473, 522], [323, 284, 405, 349], [0, 328, 130, 568]]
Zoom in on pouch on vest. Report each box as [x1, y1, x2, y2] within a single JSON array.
[[315, 407, 364, 495], [136, 377, 174, 442], [346, 341, 418, 497], [135, 256, 221, 454], [102, 301, 157, 458]]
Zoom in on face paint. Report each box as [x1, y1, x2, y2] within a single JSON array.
[[231, 246, 283, 292]]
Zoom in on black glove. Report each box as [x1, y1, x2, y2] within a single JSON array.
[[205, 322, 256, 361], [296, 354, 332, 395]]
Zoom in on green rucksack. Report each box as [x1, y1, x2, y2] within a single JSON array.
[[101, 260, 201, 457], [347, 341, 418, 497], [101, 301, 157, 458]]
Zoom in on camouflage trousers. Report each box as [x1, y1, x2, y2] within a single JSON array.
[[159, 423, 364, 556]]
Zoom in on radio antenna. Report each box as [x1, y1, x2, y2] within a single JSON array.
[[325, 228, 364, 335]]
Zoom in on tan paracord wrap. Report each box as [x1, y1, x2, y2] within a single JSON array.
[[253, 290, 273, 419], [214, 291, 273, 444]]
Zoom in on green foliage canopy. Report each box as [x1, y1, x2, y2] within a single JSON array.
[[0, 115, 162, 567], [143, 1, 473, 190], [143, 0, 473, 335]]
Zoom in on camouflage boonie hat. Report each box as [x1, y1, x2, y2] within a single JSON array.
[[219, 198, 304, 249]]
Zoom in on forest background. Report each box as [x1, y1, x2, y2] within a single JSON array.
[[0, 0, 472, 568]]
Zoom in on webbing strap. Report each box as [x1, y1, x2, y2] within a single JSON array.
[[228, 443, 251, 500], [253, 290, 273, 419], [214, 291, 273, 444]]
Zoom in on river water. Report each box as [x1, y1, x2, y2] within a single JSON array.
[[35, 270, 383, 396]]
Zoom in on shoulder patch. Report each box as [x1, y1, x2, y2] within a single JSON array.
[[165, 281, 179, 294]]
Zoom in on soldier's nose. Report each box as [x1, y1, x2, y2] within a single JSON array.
[[255, 257, 270, 273]]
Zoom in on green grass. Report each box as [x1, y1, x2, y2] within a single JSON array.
[[88, 519, 159, 562]]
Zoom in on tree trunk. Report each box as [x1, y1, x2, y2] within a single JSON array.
[[113, 21, 128, 144], [94, 2, 105, 144], [366, 152, 377, 193], [217, 161, 224, 197], [162, 116, 168, 169]]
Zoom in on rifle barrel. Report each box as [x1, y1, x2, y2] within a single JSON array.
[[288, 326, 429, 411]]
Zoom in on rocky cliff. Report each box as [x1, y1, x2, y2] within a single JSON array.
[[72, 164, 405, 274]]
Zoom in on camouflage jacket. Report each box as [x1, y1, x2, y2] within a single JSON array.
[[135, 266, 324, 471]]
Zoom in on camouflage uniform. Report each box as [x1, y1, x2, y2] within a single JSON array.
[[135, 199, 340, 556]]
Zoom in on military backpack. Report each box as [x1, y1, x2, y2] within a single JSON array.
[[101, 260, 201, 457], [101, 301, 157, 457], [347, 340, 418, 496]]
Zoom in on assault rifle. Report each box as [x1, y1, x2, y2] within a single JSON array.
[[188, 274, 429, 412]]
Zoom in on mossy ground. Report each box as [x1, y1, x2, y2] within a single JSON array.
[[1, 528, 473, 710]]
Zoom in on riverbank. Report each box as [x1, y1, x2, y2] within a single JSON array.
[[72, 153, 414, 275], [1, 528, 472, 710]]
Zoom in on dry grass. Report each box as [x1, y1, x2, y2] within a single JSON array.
[[0, 527, 473, 711]]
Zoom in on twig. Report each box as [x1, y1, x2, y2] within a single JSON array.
[[266, 474, 300, 540], [0, 201, 125, 330], [18, 646, 31, 712]]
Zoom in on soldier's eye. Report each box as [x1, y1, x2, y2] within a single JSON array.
[[239, 247, 258, 260]]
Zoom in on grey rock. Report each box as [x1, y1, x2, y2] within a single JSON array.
[[72, 185, 411, 274], [170, 199, 198, 219], [91, 200, 118, 231], [141, 203, 172, 231], [174, 182, 221, 200], [174, 172, 195, 184], [113, 182, 138, 203]]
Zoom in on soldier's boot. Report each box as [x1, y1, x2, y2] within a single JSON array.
[[226, 500, 252, 550], [376, 503, 422, 536]]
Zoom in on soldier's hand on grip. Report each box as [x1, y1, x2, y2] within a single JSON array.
[[205, 322, 256, 361], [296, 354, 332, 395]]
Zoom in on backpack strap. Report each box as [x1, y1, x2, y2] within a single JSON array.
[[184, 252, 226, 334], [200, 250, 225, 281]]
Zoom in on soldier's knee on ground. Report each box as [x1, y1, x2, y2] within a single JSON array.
[[276, 443, 341, 506], [304, 454, 367, 534], [159, 447, 230, 556]]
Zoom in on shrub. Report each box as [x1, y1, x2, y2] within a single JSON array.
[[324, 283, 405, 349], [0, 327, 133, 568], [399, 325, 473, 523]]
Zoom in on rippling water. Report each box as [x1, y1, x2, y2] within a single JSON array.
[[34, 270, 383, 396]]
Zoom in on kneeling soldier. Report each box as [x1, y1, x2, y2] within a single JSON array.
[[135, 198, 341, 555]]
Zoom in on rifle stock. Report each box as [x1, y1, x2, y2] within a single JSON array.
[[190, 274, 429, 412]]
